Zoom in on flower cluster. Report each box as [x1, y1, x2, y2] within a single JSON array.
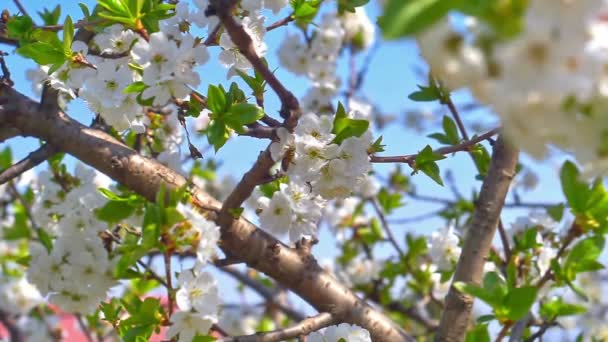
[[168, 269, 221, 341], [418, 0, 608, 175], [257, 109, 373, 242], [173, 203, 221, 264], [26, 164, 117, 314], [279, 13, 346, 113], [168, 205, 222, 341]]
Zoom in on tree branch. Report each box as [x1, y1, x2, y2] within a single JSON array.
[[0, 86, 412, 342], [436, 135, 519, 341], [219, 266, 306, 321], [370, 127, 500, 164], [0, 309, 24, 342], [0, 143, 57, 185], [209, 0, 299, 123], [219, 312, 335, 342]]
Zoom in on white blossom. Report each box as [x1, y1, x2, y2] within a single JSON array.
[[307, 323, 371, 342], [428, 225, 461, 271]]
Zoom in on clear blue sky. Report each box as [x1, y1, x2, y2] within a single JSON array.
[[2, 0, 571, 318]]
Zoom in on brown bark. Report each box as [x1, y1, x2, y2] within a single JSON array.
[[436, 135, 519, 342], [0, 86, 412, 342]]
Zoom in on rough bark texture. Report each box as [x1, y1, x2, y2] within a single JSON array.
[[436, 135, 519, 342], [0, 86, 412, 342]]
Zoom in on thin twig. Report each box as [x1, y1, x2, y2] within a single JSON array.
[[210, 0, 299, 123], [370, 198, 405, 258], [219, 312, 335, 342], [0, 144, 57, 185], [0, 309, 24, 342], [12, 0, 30, 18], [76, 314, 94, 342], [219, 266, 306, 321], [266, 14, 294, 31], [164, 250, 175, 315], [370, 127, 500, 164]]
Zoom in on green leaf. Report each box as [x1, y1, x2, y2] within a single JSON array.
[[78, 3, 91, 19], [207, 85, 227, 114], [7, 15, 34, 40], [378, 0, 463, 39], [207, 119, 230, 152], [454, 281, 501, 309], [408, 84, 442, 102], [370, 136, 386, 153], [414, 145, 446, 186], [100, 299, 123, 325], [471, 144, 491, 178], [98, 188, 131, 201], [503, 286, 537, 320], [17, 42, 66, 66], [38, 6, 62, 25], [377, 188, 402, 214], [442, 116, 460, 144], [63, 16, 74, 56], [0, 147, 12, 169], [96, 201, 136, 223], [331, 102, 370, 144], [560, 161, 590, 213], [227, 103, 264, 126], [37, 228, 54, 253], [124, 81, 148, 93], [564, 235, 605, 281], [540, 297, 587, 320], [466, 324, 490, 342], [547, 203, 565, 222], [338, 0, 369, 13]]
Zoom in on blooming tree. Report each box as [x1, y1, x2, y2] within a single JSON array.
[[0, 0, 607, 341]]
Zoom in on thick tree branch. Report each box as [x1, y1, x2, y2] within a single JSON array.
[[0, 143, 57, 185], [436, 135, 519, 341], [219, 312, 335, 342], [0, 86, 412, 342]]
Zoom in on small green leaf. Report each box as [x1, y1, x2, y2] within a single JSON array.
[[207, 119, 230, 152], [414, 145, 446, 186], [560, 161, 589, 213], [17, 42, 66, 65], [471, 144, 491, 178], [377, 188, 402, 214], [227, 103, 264, 126], [442, 116, 460, 144], [37, 228, 54, 253], [408, 84, 442, 102], [123, 81, 148, 93], [63, 16, 74, 56], [378, 0, 464, 39], [331, 102, 370, 144], [78, 3, 91, 18], [540, 297, 587, 320], [503, 286, 537, 320], [564, 235, 605, 281], [465, 324, 490, 342], [547, 203, 565, 222], [96, 201, 136, 223], [207, 85, 227, 114], [0, 147, 12, 169], [370, 136, 386, 153]]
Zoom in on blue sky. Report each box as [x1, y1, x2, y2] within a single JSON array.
[[1, 0, 573, 320]]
